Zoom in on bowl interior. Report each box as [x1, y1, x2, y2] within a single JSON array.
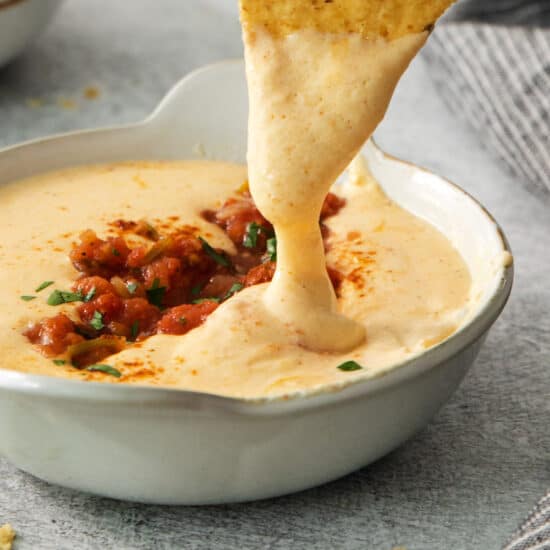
[[362, 141, 510, 327]]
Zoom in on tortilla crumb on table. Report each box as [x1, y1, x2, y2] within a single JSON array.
[[83, 86, 100, 100], [25, 98, 43, 109], [57, 97, 77, 110], [0, 524, 16, 550]]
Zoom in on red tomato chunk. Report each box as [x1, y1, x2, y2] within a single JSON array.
[[157, 302, 219, 335], [24, 313, 84, 357]]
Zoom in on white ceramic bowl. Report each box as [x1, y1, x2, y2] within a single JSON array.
[[0, 0, 62, 68], [0, 61, 513, 505]]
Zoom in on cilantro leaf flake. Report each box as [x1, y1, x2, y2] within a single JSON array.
[[90, 311, 104, 331], [199, 237, 230, 267], [337, 361, 363, 372], [127, 282, 138, 295], [266, 237, 277, 262], [47, 289, 84, 306], [146, 278, 166, 308], [243, 222, 261, 249], [129, 320, 139, 341], [192, 298, 221, 305], [190, 284, 202, 298], [84, 287, 96, 302], [86, 364, 121, 378], [224, 282, 244, 301], [35, 281, 54, 293]]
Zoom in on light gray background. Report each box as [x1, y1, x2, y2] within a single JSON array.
[[0, 2, 548, 549]]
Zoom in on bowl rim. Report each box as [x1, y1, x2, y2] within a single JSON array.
[[0, 60, 514, 414]]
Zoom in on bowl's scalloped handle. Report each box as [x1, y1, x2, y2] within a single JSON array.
[[146, 60, 249, 163], [0, 60, 250, 184]]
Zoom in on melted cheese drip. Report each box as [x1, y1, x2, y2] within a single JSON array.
[[0, 161, 472, 399], [244, 27, 427, 351]]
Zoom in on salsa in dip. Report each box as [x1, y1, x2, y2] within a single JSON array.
[[1, 160, 471, 398]]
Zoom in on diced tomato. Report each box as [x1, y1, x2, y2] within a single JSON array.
[[321, 193, 346, 220], [26, 189, 349, 360], [126, 246, 149, 269], [78, 293, 124, 325], [24, 313, 84, 356], [213, 195, 272, 249], [157, 302, 219, 335], [142, 257, 182, 290], [200, 274, 242, 299], [327, 266, 344, 292], [116, 298, 161, 338], [73, 276, 117, 298], [244, 262, 276, 287], [70, 230, 130, 276], [165, 232, 212, 270]]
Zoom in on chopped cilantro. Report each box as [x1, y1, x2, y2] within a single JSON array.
[[337, 361, 363, 372], [192, 297, 221, 305], [199, 237, 230, 267], [266, 237, 277, 262], [224, 282, 244, 301], [20, 295, 36, 301], [90, 311, 104, 330], [35, 281, 54, 293], [127, 282, 138, 295], [243, 222, 261, 249], [47, 290, 84, 306], [86, 364, 121, 378], [178, 317, 187, 325], [146, 278, 166, 308], [190, 284, 202, 298], [112, 247, 121, 257], [129, 320, 139, 341], [52, 359, 66, 366], [84, 287, 96, 302]]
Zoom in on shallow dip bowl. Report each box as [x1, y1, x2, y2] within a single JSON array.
[[0, 61, 513, 505]]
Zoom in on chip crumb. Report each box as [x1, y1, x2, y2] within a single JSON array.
[[392, 546, 407, 550], [132, 174, 148, 189], [0, 524, 16, 550], [83, 86, 100, 100], [57, 97, 77, 110], [240, 0, 456, 40], [237, 180, 250, 194], [25, 97, 43, 109]]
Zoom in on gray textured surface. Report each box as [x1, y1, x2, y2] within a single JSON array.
[[0, 2, 548, 549]]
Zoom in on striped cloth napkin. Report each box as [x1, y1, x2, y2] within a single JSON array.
[[424, 0, 550, 200], [503, 493, 550, 550], [424, 2, 550, 549]]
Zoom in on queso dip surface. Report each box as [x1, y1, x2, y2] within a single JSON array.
[[0, 0, 467, 398], [0, 160, 471, 398]]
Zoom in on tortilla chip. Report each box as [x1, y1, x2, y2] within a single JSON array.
[[0, 525, 15, 550], [240, 0, 456, 39]]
